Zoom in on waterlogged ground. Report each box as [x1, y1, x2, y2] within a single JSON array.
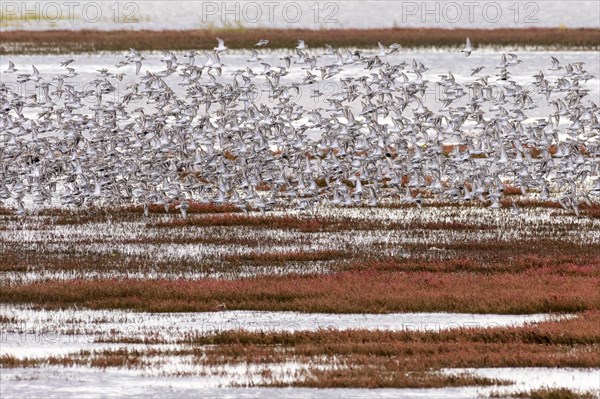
[[1, 204, 599, 283], [1, 202, 600, 396], [1, 305, 568, 356]]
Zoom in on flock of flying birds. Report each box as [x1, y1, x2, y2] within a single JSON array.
[[1, 38, 599, 217]]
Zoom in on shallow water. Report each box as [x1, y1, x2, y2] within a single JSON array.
[[1, 366, 598, 398], [1, 305, 570, 358], [443, 367, 600, 392]]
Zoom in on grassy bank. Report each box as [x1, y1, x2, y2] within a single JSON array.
[[1, 27, 598, 54]]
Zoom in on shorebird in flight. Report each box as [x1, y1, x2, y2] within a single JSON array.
[[461, 37, 474, 57], [0, 42, 597, 218]]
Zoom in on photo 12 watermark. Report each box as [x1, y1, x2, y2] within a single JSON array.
[[397, 1, 540, 24], [199, 1, 340, 25], [0, 1, 545, 29], [0, 1, 141, 25], [0, 1, 342, 27], [196, 1, 540, 27]]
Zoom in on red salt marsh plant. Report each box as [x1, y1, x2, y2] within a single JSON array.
[[149, 214, 327, 230], [348, 255, 600, 275], [265, 369, 507, 389], [2, 268, 598, 314], [185, 310, 600, 348], [149, 213, 504, 232], [490, 388, 597, 399], [39, 202, 244, 225], [579, 203, 600, 219], [222, 250, 349, 264]]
